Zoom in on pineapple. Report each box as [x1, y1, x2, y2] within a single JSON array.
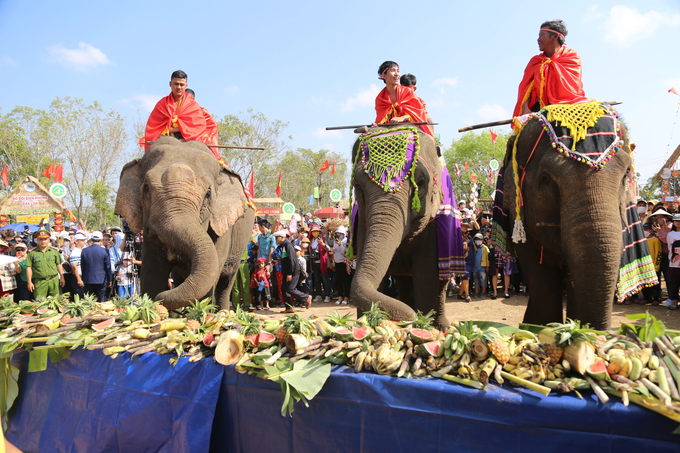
[[276, 311, 316, 344], [134, 294, 159, 325], [155, 304, 169, 321], [545, 319, 599, 373], [185, 297, 216, 325], [326, 310, 354, 328], [488, 336, 511, 365], [361, 302, 389, 328], [545, 343, 564, 366], [233, 306, 260, 337], [62, 297, 89, 322], [186, 319, 201, 330]]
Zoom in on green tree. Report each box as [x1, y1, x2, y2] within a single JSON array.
[[442, 130, 511, 209], [216, 109, 291, 190], [84, 180, 117, 230], [277, 148, 349, 210], [639, 175, 662, 202], [48, 96, 129, 223], [0, 106, 58, 187]]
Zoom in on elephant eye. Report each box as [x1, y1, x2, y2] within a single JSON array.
[[206, 188, 212, 199]]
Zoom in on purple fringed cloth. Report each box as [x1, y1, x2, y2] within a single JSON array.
[[436, 163, 466, 279]]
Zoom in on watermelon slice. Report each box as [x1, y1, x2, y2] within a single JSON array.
[[245, 334, 260, 347], [416, 340, 441, 357], [352, 326, 370, 341], [334, 326, 353, 342], [410, 328, 434, 345], [587, 359, 610, 381], [91, 317, 115, 332], [203, 332, 215, 347], [258, 331, 276, 348]]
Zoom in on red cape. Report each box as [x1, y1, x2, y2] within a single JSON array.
[[513, 46, 589, 119], [375, 86, 433, 136], [201, 107, 221, 159], [144, 92, 208, 150]]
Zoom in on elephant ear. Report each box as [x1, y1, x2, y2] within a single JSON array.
[[211, 166, 248, 237], [114, 158, 144, 233]]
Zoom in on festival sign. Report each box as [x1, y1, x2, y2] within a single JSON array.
[[469, 173, 478, 183], [50, 183, 67, 199], [0, 176, 69, 217], [329, 189, 342, 202], [256, 207, 281, 217], [281, 202, 295, 221], [489, 159, 499, 171]]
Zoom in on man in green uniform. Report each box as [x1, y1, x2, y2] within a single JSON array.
[[230, 247, 251, 311], [26, 229, 65, 298]]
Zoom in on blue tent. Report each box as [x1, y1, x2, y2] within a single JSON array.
[[0, 223, 41, 233]]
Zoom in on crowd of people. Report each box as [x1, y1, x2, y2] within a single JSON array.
[[231, 214, 355, 314], [0, 224, 142, 303]]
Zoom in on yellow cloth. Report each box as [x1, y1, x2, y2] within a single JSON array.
[[647, 236, 662, 272], [481, 245, 489, 267]]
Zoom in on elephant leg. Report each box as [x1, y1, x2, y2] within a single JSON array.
[[563, 270, 580, 322], [411, 226, 449, 330], [214, 274, 232, 310], [517, 243, 564, 325], [140, 235, 173, 300]]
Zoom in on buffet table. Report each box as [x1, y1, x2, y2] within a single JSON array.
[[5, 350, 679, 452]]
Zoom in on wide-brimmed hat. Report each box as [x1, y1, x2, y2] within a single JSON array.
[[272, 230, 288, 238], [310, 225, 321, 232], [301, 237, 310, 243], [14, 242, 27, 250], [652, 209, 672, 217], [673, 214, 680, 222], [474, 233, 483, 239]]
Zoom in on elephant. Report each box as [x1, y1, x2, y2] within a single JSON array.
[[499, 107, 647, 331], [114, 136, 255, 310], [349, 127, 456, 330]]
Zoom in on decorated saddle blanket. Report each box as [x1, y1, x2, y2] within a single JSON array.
[[352, 127, 464, 279], [518, 101, 624, 169]]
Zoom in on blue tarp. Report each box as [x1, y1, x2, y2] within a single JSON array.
[[6, 351, 680, 452], [6, 350, 223, 453], [0, 223, 39, 233]]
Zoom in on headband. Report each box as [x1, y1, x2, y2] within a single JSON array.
[[379, 65, 398, 80], [540, 28, 564, 39]]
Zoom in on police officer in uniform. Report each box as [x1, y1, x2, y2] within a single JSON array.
[[26, 229, 65, 298]]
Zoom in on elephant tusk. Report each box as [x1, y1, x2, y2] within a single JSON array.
[[535, 222, 560, 227]]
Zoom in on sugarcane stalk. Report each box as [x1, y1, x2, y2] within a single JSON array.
[[641, 377, 672, 406], [294, 342, 322, 356], [584, 376, 609, 404], [264, 346, 287, 366], [344, 341, 362, 350], [604, 388, 680, 423], [655, 358, 672, 396], [658, 357, 680, 401], [397, 348, 413, 378], [44, 324, 82, 335], [661, 335, 675, 351], [611, 374, 636, 386], [664, 355, 680, 391], [125, 341, 151, 352], [346, 347, 362, 358], [290, 350, 311, 363], [440, 373, 485, 390], [18, 336, 50, 344], [11, 326, 35, 344], [324, 345, 343, 357], [131, 345, 155, 358], [311, 346, 328, 361], [654, 338, 680, 369], [500, 371, 551, 396]]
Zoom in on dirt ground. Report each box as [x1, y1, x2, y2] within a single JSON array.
[[256, 291, 680, 332]]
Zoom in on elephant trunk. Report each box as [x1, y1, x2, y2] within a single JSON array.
[[350, 200, 417, 321], [560, 191, 622, 330], [153, 218, 219, 310]]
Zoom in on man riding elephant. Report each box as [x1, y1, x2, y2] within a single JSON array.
[[514, 20, 589, 117]]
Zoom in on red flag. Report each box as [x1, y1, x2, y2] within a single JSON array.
[[490, 130, 498, 144], [1, 166, 7, 187], [138, 137, 146, 148], [454, 163, 461, 178], [275, 170, 282, 198], [319, 160, 329, 172], [54, 164, 64, 182], [464, 161, 469, 171], [42, 162, 55, 179], [248, 171, 255, 198], [670, 87, 679, 96], [332, 160, 336, 175]]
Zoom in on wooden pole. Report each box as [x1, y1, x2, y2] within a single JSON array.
[[458, 102, 622, 133], [653, 143, 680, 182], [325, 122, 436, 131], [139, 142, 264, 150]]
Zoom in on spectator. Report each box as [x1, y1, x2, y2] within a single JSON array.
[[308, 225, 330, 302], [256, 218, 275, 265], [471, 233, 489, 298], [231, 245, 251, 311], [486, 236, 499, 299], [12, 243, 31, 301], [332, 226, 350, 305], [250, 257, 271, 311], [26, 229, 65, 298], [270, 243, 284, 307], [652, 208, 673, 291], [642, 222, 662, 306], [300, 237, 312, 294], [0, 239, 17, 298], [116, 254, 135, 299], [69, 233, 87, 299], [79, 231, 111, 302], [504, 255, 519, 299], [274, 230, 311, 312]]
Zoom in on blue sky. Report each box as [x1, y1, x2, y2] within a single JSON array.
[[1, 0, 679, 186]]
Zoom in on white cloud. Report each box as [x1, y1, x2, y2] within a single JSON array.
[[117, 94, 160, 112], [48, 42, 111, 71], [340, 84, 381, 112], [313, 128, 343, 140], [432, 77, 459, 94], [224, 85, 240, 96], [603, 6, 680, 45], [583, 5, 605, 22], [0, 57, 18, 67], [475, 104, 510, 121]]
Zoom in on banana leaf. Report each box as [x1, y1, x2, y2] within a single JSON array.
[[471, 321, 518, 336]]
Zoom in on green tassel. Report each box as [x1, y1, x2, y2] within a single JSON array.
[[411, 188, 421, 212], [346, 244, 354, 260]]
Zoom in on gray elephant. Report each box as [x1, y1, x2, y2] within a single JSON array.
[[349, 126, 464, 330], [114, 136, 255, 310], [496, 104, 656, 330]]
